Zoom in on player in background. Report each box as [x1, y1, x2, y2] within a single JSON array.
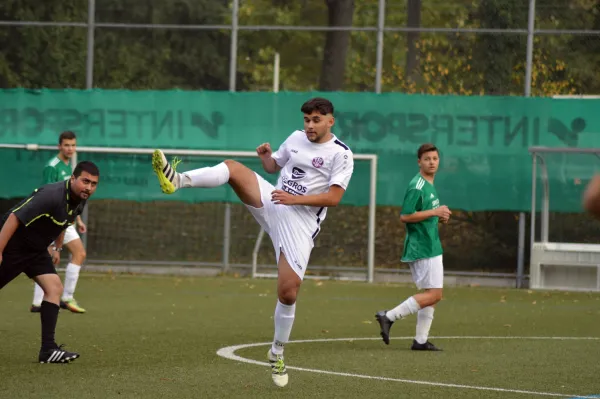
[[375, 143, 451, 351], [31, 131, 88, 314], [583, 174, 600, 219], [151, 97, 354, 388], [0, 161, 99, 363]]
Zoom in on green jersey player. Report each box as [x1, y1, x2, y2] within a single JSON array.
[[31, 131, 88, 314], [375, 143, 451, 351]]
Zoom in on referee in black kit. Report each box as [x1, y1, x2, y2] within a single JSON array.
[[0, 161, 100, 363]]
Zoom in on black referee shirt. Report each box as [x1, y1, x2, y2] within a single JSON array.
[[1, 181, 87, 252]]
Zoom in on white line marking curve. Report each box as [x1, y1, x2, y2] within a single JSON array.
[[216, 336, 600, 398]]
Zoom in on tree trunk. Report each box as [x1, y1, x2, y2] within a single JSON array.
[[319, 0, 355, 91], [405, 0, 422, 84], [471, 0, 525, 95]]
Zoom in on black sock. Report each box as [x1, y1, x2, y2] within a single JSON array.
[[40, 301, 59, 350]]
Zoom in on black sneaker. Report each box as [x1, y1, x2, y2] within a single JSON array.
[[411, 339, 442, 351], [30, 305, 41, 313], [39, 344, 80, 364], [375, 311, 394, 345]]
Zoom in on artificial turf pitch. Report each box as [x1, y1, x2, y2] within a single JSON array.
[[1, 273, 599, 399]]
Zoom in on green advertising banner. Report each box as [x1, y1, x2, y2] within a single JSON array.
[[0, 89, 598, 211]]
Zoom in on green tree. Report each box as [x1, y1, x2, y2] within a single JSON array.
[[0, 0, 590, 95], [93, 0, 231, 89], [320, 0, 355, 90], [0, 0, 232, 90], [0, 0, 88, 88], [469, 0, 527, 95]]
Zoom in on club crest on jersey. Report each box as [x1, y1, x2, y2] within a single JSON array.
[[291, 167, 306, 180], [312, 157, 324, 168]]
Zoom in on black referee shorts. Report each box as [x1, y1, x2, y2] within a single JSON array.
[[0, 250, 57, 290]]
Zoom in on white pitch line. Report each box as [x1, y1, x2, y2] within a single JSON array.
[[216, 336, 600, 399]]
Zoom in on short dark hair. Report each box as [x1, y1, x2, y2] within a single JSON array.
[[59, 131, 76, 144], [301, 97, 334, 115], [73, 161, 100, 178], [417, 143, 438, 159]]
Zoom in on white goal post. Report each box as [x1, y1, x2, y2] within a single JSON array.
[[528, 146, 600, 292], [0, 144, 378, 283]]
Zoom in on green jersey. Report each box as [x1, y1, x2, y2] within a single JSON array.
[[43, 156, 72, 184], [400, 173, 443, 262]]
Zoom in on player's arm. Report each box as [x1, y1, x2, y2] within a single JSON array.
[[0, 214, 20, 256], [583, 174, 600, 219], [48, 230, 66, 265], [401, 207, 451, 223], [282, 185, 347, 207], [75, 213, 87, 233], [399, 189, 449, 223], [257, 138, 292, 174], [401, 209, 438, 223], [261, 154, 281, 174], [54, 230, 66, 250]]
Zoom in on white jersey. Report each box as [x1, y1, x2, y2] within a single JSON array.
[[271, 130, 354, 228]]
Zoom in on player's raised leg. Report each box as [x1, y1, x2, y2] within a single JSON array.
[[267, 250, 301, 388], [34, 273, 80, 363], [151, 150, 263, 208]]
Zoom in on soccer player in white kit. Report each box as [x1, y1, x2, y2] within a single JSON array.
[[151, 97, 354, 388]]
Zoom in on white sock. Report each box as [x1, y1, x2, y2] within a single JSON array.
[[271, 300, 296, 355], [386, 296, 421, 322], [415, 306, 435, 344], [181, 162, 230, 188], [62, 263, 81, 301], [32, 283, 44, 306]]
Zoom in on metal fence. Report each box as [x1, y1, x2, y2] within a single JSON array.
[[1, 0, 599, 285]]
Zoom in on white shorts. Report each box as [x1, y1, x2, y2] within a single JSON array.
[[408, 255, 444, 290], [245, 173, 318, 280], [63, 225, 80, 245]]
